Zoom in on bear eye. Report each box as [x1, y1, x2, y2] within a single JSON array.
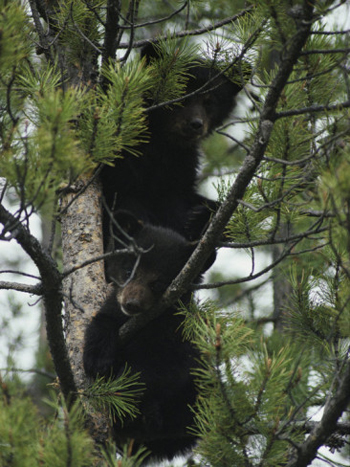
[[122, 268, 133, 280], [119, 258, 136, 282], [203, 94, 215, 108], [150, 280, 167, 294]]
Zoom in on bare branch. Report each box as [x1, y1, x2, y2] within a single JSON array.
[[1, 367, 56, 380], [195, 239, 299, 291], [62, 248, 129, 278], [116, 1, 188, 30], [0, 280, 42, 295], [118, 0, 138, 63], [0, 270, 40, 279], [220, 225, 328, 249], [102, 0, 121, 69], [118, 7, 254, 49], [303, 420, 350, 437], [300, 47, 350, 55], [275, 99, 350, 120], [311, 28, 350, 35], [28, 0, 54, 62]]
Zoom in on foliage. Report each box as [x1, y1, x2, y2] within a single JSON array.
[[82, 367, 145, 423], [180, 302, 321, 466], [0, 379, 95, 467], [0, 376, 150, 466], [0, 0, 349, 466]]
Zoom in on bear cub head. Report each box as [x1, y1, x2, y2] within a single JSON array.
[[107, 210, 215, 316], [142, 41, 248, 146]]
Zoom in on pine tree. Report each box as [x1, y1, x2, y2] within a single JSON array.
[[0, 1, 349, 466]]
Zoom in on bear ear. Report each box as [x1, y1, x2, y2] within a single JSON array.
[[140, 41, 160, 63], [201, 250, 216, 273], [113, 210, 144, 239], [226, 60, 252, 93], [188, 242, 216, 274]]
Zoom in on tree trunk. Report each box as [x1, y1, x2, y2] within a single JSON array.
[[61, 174, 110, 444]]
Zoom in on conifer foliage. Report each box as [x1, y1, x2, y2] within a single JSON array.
[[0, 0, 349, 466]]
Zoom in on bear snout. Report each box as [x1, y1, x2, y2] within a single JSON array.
[[179, 119, 207, 140], [121, 297, 143, 316], [118, 283, 155, 316], [190, 117, 204, 132]]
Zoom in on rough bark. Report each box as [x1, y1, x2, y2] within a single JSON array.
[[61, 175, 105, 386], [61, 174, 109, 442]]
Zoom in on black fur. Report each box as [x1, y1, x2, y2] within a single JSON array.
[[101, 43, 245, 242], [84, 211, 215, 463]]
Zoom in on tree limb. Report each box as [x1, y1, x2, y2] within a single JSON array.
[[303, 420, 350, 437], [275, 99, 350, 120], [220, 225, 328, 249], [101, 0, 121, 79], [0, 203, 76, 403], [285, 358, 350, 467], [0, 280, 42, 295], [115, 1, 188, 30], [118, 7, 254, 49]]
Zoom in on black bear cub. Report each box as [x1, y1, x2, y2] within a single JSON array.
[[84, 211, 214, 464], [101, 42, 247, 243]]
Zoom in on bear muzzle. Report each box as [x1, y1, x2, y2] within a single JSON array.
[[118, 283, 155, 316]]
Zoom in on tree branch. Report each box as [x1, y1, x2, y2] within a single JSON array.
[[0, 280, 42, 295], [2, 367, 56, 380], [285, 358, 350, 467], [115, 1, 188, 30], [220, 225, 328, 249], [62, 248, 129, 278], [118, 7, 254, 49], [303, 420, 350, 437], [0, 203, 76, 403], [195, 240, 300, 291], [275, 99, 350, 120], [102, 0, 121, 74]]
